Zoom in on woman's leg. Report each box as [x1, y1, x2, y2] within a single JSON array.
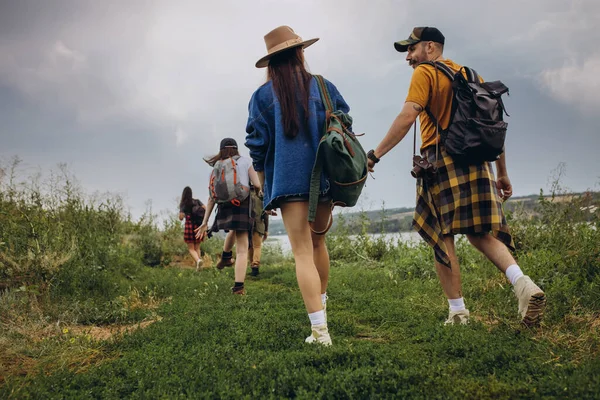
[[234, 231, 249, 283], [311, 202, 332, 295], [223, 230, 236, 252], [280, 202, 322, 313], [217, 231, 236, 269], [187, 243, 200, 262]]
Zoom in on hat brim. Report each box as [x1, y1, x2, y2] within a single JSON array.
[[394, 38, 420, 52], [255, 38, 319, 68]]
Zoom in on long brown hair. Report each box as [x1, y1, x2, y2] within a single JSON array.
[[180, 186, 193, 211], [267, 47, 312, 138], [204, 147, 240, 167]]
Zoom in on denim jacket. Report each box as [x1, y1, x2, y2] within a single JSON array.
[[244, 76, 350, 210]]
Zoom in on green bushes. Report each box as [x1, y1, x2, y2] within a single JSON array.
[[1, 158, 599, 397]]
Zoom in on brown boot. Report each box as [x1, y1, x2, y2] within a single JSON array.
[[216, 257, 235, 270], [231, 285, 246, 295]]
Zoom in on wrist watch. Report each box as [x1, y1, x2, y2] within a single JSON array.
[[367, 150, 380, 163]]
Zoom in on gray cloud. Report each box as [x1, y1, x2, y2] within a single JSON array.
[[0, 0, 598, 220]]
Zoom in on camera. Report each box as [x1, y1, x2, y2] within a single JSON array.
[[411, 155, 436, 179]]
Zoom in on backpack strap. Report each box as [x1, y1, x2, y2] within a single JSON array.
[[308, 75, 331, 223], [313, 75, 333, 113], [418, 61, 455, 128], [416, 62, 455, 158], [463, 66, 479, 83], [417, 61, 455, 82]]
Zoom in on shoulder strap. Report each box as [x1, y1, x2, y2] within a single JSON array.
[[418, 61, 455, 129], [308, 75, 332, 223], [462, 66, 479, 83], [421, 61, 454, 137], [417, 61, 455, 82], [313, 75, 334, 113]]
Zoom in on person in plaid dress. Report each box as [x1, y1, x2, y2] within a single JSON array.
[[179, 186, 206, 270], [367, 27, 546, 327], [195, 138, 262, 295]]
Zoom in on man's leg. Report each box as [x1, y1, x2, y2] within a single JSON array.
[[466, 233, 515, 273], [250, 231, 262, 276], [467, 233, 546, 325], [435, 235, 462, 299], [435, 235, 469, 325]]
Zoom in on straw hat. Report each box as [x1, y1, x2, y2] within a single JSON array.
[[255, 26, 319, 68]]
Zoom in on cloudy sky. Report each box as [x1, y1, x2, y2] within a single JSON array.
[[1, 0, 598, 220]]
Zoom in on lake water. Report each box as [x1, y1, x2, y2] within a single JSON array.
[[265, 231, 422, 254]]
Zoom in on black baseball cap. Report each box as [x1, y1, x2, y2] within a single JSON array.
[[394, 27, 445, 52], [219, 138, 238, 149]]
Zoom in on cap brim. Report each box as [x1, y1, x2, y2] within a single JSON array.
[[394, 38, 420, 52], [255, 38, 319, 68]]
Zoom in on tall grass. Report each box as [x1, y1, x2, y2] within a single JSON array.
[[1, 157, 598, 396], [0, 157, 225, 324]]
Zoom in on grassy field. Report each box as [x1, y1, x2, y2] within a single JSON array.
[[1, 160, 599, 398], [2, 245, 599, 399]]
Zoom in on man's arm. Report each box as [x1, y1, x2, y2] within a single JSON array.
[[495, 152, 513, 201], [495, 152, 508, 177], [257, 171, 265, 190], [369, 102, 422, 171]]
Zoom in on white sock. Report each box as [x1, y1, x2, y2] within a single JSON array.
[[448, 297, 466, 312], [308, 310, 326, 326], [505, 264, 524, 286], [321, 293, 327, 306]]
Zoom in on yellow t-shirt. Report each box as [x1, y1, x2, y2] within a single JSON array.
[[405, 59, 468, 150]]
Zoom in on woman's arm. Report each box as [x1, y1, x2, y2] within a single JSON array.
[[178, 212, 185, 221], [195, 197, 215, 240]]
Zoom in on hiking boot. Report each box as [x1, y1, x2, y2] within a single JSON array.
[[216, 257, 234, 270], [444, 309, 470, 325], [195, 259, 203, 271], [231, 285, 246, 295], [305, 324, 332, 346], [514, 276, 546, 326], [250, 267, 259, 277]]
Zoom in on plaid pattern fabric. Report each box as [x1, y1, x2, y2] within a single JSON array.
[[183, 216, 200, 244], [412, 146, 514, 267], [210, 196, 253, 233]]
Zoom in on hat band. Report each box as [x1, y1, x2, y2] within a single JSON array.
[[267, 37, 304, 55]]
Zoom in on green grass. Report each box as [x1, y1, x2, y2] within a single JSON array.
[[2, 259, 598, 399]]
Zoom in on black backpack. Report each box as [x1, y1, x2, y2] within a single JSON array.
[[420, 61, 510, 164], [190, 199, 205, 224]]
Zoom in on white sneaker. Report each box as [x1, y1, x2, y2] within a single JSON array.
[[514, 276, 546, 326], [305, 324, 332, 346], [444, 309, 470, 325], [195, 259, 203, 271]]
